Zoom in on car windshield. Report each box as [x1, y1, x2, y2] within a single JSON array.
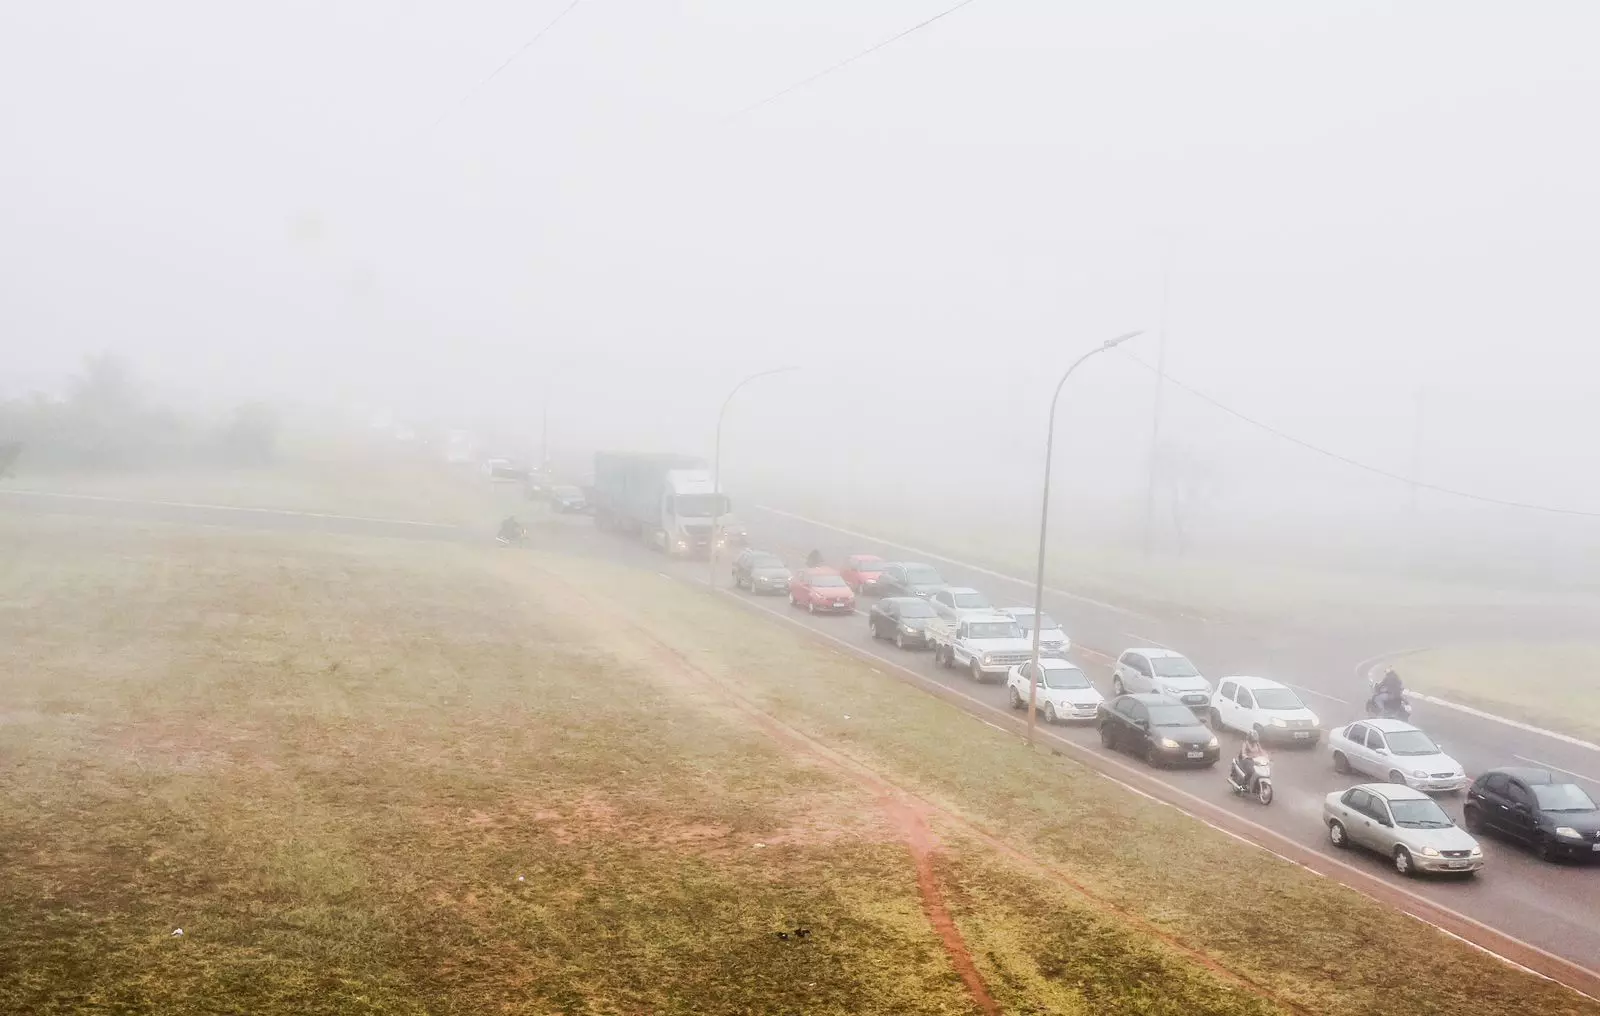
[[953, 592, 990, 608], [1147, 704, 1200, 726], [1043, 667, 1091, 690], [1386, 729, 1440, 756], [967, 622, 1022, 639], [1389, 798, 1454, 828], [1533, 782, 1598, 811], [904, 565, 943, 584], [809, 575, 847, 588], [1152, 656, 1199, 678], [671, 493, 729, 518], [1252, 687, 1304, 710], [1012, 612, 1058, 631], [750, 555, 784, 569], [894, 601, 936, 619]]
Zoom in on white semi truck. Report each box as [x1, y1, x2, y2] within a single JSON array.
[[592, 452, 730, 559]]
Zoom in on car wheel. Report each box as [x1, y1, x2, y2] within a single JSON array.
[[1538, 833, 1561, 863], [1008, 686, 1023, 710], [1045, 703, 1059, 725], [939, 647, 952, 670], [1113, 676, 1125, 695], [1387, 769, 1408, 785], [1142, 741, 1157, 767], [1462, 805, 1483, 833], [1332, 751, 1350, 774], [1328, 820, 1349, 849], [1208, 707, 1223, 729], [895, 632, 906, 650], [1393, 846, 1415, 877], [970, 660, 984, 683], [1099, 724, 1117, 750]]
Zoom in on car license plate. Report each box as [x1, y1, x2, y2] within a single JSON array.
[[1293, 731, 1310, 739], [1186, 750, 1204, 759], [1445, 861, 1471, 870], [1591, 843, 1600, 852]]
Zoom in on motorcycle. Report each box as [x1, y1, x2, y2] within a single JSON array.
[[1228, 754, 1274, 805], [1364, 680, 1413, 721]]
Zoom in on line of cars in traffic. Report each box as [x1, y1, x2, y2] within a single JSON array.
[[727, 546, 1600, 878]]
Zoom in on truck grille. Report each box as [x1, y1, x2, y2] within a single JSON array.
[[989, 652, 1032, 667]]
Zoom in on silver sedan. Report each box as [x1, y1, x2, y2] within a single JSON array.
[[1323, 783, 1484, 876]]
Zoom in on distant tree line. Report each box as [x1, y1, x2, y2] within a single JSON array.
[[0, 354, 279, 472]]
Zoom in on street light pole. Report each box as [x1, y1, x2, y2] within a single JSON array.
[[710, 366, 797, 586], [1027, 331, 1142, 744]]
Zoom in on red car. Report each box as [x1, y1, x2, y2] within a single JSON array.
[[789, 568, 857, 614], [840, 554, 887, 594]]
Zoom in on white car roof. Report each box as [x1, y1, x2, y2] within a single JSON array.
[[1358, 783, 1431, 802], [1224, 675, 1289, 690], [1363, 718, 1422, 733], [1128, 648, 1187, 659]]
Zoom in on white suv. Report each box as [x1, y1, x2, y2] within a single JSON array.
[[1112, 648, 1212, 711], [1209, 676, 1322, 746], [929, 586, 995, 621]]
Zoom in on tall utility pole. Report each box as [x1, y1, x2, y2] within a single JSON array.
[[1409, 385, 1426, 517], [1142, 264, 1172, 555]]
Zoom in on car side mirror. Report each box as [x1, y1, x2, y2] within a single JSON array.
[[1135, 719, 1150, 731], [1513, 802, 1531, 814], [1375, 747, 1389, 755]]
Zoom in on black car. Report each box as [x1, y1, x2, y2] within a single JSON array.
[[548, 484, 589, 513], [731, 549, 791, 594], [1097, 693, 1220, 768], [1464, 767, 1600, 861], [867, 596, 939, 649], [875, 562, 946, 599]]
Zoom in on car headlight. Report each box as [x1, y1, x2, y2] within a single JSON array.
[[1421, 846, 1441, 857], [1207, 736, 1219, 748], [1469, 846, 1482, 856], [1556, 827, 1583, 839], [1159, 737, 1181, 749], [1411, 770, 1428, 779], [1269, 716, 1288, 727]]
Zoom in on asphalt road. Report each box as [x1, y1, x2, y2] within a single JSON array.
[[7, 487, 1599, 977]]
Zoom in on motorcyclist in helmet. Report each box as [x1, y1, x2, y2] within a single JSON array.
[[497, 515, 525, 544], [805, 548, 824, 568], [1232, 729, 1267, 788], [1374, 667, 1405, 716]]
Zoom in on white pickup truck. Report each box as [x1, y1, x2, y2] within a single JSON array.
[[927, 614, 1035, 683]]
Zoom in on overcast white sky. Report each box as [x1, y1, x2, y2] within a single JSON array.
[[3, 1, 1598, 526]]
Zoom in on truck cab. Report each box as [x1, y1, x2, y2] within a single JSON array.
[[653, 469, 729, 558], [927, 613, 1034, 684]]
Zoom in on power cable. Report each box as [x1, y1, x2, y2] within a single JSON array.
[[727, 0, 986, 121], [1122, 351, 1600, 519], [426, 0, 587, 132]]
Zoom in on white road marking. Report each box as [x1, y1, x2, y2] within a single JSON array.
[[1288, 684, 1350, 706], [716, 583, 1589, 989], [1357, 652, 1600, 754], [755, 504, 1163, 622], [1, 489, 460, 529], [1124, 634, 1176, 651], [1513, 756, 1600, 786]]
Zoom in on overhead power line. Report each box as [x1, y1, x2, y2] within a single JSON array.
[[1122, 352, 1600, 520], [727, 0, 985, 121], [427, 0, 587, 132]]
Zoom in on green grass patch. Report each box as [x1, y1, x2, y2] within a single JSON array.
[[1401, 643, 1600, 743]]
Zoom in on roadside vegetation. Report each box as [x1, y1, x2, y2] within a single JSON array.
[[1401, 643, 1600, 743], [2, 513, 1292, 1015]]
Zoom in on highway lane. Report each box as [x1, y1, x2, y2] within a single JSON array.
[[615, 509, 1600, 973], [6, 489, 1598, 975]]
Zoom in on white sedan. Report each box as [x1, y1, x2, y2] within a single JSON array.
[[1006, 658, 1103, 723], [1328, 719, 1469, 793]]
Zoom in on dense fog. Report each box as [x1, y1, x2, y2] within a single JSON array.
[[5, 2, 1599, 587]]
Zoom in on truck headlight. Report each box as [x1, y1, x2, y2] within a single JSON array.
[[901, 625, 915, 634], [982, 653, 994, 665]]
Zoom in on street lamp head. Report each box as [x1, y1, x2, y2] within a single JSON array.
[[1102, 330, 1143, 351]]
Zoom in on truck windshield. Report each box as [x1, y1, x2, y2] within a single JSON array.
[[953, 592, 990, 608], [967, 622, 1021, 638], [672, 494, 730, 518]]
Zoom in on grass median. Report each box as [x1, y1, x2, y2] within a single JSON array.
[[1399, 643, 1600, 743], [2, 512, 1306, 1015]]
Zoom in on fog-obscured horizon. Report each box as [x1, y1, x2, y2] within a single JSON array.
[[5, 2, 1598, 588]]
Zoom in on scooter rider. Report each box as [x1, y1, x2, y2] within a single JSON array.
[[497, 515, 525, 543], [1232, 729, 1267, 788], [805, 549, 824, 568]]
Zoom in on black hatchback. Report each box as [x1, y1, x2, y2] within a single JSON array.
[[1097, 693, 1220, 768], [867, 596, 939, 649], [1464, 767, 1600, 862]]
